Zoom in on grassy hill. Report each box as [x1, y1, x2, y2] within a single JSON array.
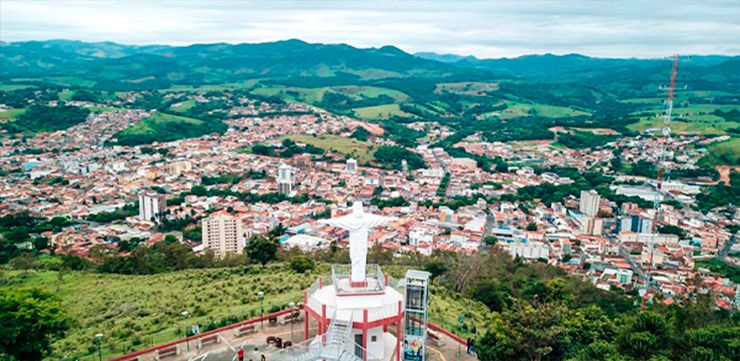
[[2, 264, 489, 360], [280, 134, 377, 163], [112, 112, 226, 146]]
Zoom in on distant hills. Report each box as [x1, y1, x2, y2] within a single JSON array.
[[416, 51, 739, 80], [0, 39, 737, 92], [0, 39, 482, 87]]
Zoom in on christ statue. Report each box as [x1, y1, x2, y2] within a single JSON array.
[[321, 201, 393, 283]]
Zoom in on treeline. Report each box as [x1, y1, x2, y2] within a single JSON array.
[[113, 112, 228, 146], [316, 91, 396, 111], [2, 105, 90, 134], [379, 118, 425, 147], [86, 202, 138, 223], [696, 171, 739, 211], [0, 212, 76, 263], [557, 130, 618, 149], [373, 145, 426, 170], [426, 250, 739, 361], [250, 138, 324, 158]]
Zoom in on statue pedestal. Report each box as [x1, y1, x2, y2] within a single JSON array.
[[304, 264, 405, 361], [350, 279, 369, 288]]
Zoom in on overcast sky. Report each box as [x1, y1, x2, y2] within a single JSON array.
[[2, 0, 739, 58]]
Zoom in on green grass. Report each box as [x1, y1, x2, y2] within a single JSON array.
[[113, 112, 220, 146], [353, 103, 415, 120], [58, 90, 77, 101], [3, 265, 312, 360], [695, 259, 740, 283], [434, 81, 498, 95], [170, 99, 196, 112], [489, 101, 590, 119], [628, 103, 739, 135], [699, 137, 740, 166], [11, 76, 97, 88], [0, 83, 36, 91], [281, 134, 376, 163], [165, 80, 260, 92], [0, 108, 26, 122], [332, 86, 409, 102], [3, 264, 490, 360]]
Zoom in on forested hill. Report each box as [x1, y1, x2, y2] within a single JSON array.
[[416, 51, 738, 80], [2, 39, 737, 88], [0, 39, 486, 83]]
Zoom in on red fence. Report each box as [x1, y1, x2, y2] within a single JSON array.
[[108, 309, 292, 361], [428, 322, 468, 346], [110, 308, 466, 361]]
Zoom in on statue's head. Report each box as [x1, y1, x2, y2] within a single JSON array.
[[352, 201, 364, 218]]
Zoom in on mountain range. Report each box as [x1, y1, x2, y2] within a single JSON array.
[[1, 39, 737, 90]]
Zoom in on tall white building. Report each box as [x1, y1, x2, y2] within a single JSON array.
[[580, 190, 600, 216], [277, 163, 293, 195], [138, 191, 166, 222], [346, 158, 357, 174], [202, 211, 244, 258]]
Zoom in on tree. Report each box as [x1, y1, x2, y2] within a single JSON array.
[[484, 236, 498, 246], [289, 255, 315, 273], [164, 234, 179, 244], [467, 279, 511, 312], [0, 287, 71, 361], [657, 224, 687, 239], [617, 312, 672, 360], [246, 236, 279, 266], [423, 259, 448, 281]]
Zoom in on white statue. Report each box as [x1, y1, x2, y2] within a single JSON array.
[[321, 201, 392, 283]]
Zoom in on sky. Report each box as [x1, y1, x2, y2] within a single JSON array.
[[2, 0, 739, 59]]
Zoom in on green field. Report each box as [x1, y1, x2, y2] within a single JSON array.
[[170, 99, 196, 112], [0, 83, 36, 91], [628, 103, 739, 135], [3, 264, 489, 360], [434, 81, 498, 95], [281, 134, 376, 163], [488, 101, 590, 119], [58, 89, 77, 101], [250, 84, 408, 106], [0, 108, 26, 122], [699, 137, 740, 166], [113, 112, 220, 146], [165, 80, 261, 92], [353, 103, 415, 120], [695, 258, 740, 283], [11, 76, 97, 88], [3, 266, 311, 360]]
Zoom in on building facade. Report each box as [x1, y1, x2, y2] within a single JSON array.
[[138, 191, 166, 222], [579, 190, 600, 216], [202, 211, 244, 257]]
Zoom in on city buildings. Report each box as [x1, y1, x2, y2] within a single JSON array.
[[202, 211, 244, 257], [580, 190, 600, 216], [138, 191, 166, 222], [278, 163, 294, 195]]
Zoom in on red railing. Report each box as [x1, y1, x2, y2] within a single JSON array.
[[428, 322, 468, 346], [108, 308, 292, 361], [110, 308, 467, 361]]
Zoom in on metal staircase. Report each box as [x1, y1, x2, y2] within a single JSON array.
[[326, 310, 353, 344], [272, 310, 362, 361]]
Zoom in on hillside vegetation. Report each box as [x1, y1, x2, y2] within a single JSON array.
[[1, 263, 489, 360]]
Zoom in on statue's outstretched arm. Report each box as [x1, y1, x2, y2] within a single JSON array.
[[364, 214, 396, 228], [320, 214, 361, 230]]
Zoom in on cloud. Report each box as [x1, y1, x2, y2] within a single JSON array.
[[1, 0, 738, 58]]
